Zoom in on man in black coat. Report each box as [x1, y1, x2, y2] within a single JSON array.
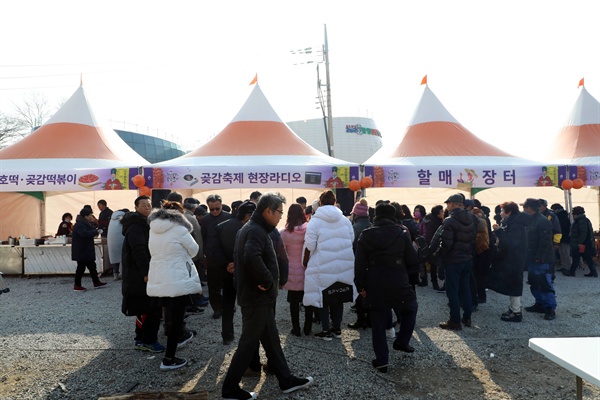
[[121, 195, 164, 352], [201, 194, 232, 319], [71, 207, 105, 291], [522, 198, 557, 320], [222, 193, 313, 400], [551, 203, 571, 271], [565, 206, 598, 277], [435, 194, 476, 330], [354, 202, 419, 373]]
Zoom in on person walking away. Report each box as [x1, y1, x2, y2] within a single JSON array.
[[435, 194, 475, 330], [355, 203, 419, 373], [71, 207, 106, 291], [280, 203, 311, 336], [107, 208, 129, 281], [121, 195, 165, 352], [564, 206, 598, 277], [303, 190, 356, 340], [201, 194, 232, 319], [522, 198, 557, 320], [147, 201, 202, 370], [222, 193, 313, 400], [488, 202, 527, 322]]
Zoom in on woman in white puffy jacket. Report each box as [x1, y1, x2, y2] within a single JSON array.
[[147, 201, 201, 371], [303, 190, 356, 341]]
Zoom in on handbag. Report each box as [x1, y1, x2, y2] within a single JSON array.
[[322, 281, 353, 306]]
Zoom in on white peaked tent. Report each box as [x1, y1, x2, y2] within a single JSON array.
[[0, 85, 148, 238], [148, 84, 358, 192], [363, 84, 542, 189], [546, 85, 600, 172]]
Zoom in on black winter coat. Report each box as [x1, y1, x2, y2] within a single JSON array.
[[555, 209, 571, 243], [487, 212, 527, 296], [525, 212, 555, 266], [570, 214, 595, 257], [121, 211, 152, 316], [71, 215, 100, 261], [200, 211, 231, 261], [422, 213, 442, 245], [217, 218, 244, 263], [354, 217, 419, 309], [438, 207, 475, 265], [234, 212, 279, 307]]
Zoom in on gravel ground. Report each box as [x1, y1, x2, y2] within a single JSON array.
[[1, 271, 599, 400]]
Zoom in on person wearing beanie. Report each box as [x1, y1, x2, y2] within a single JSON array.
[[522, 198, 557, 320], [71, 207, 106, 291], [564, 206, 598, 277], [354, 202, 420, 373]]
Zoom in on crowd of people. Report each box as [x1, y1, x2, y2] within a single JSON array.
[[61, 190, 598, 400]]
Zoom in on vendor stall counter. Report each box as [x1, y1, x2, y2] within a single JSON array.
[[0, 239, 106, 275]]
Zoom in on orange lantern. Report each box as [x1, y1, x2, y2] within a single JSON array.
[[139, 186, 151, 197], [361, 176, 373, 189], [348, 179, 361, 192], [132, 174, 146, 188], [561, 179, 573, 190], [572, 178, 584, 189]]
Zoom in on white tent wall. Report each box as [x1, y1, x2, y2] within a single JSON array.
[[0, 193, 43, 239], [361, 187, 462, 212], [44, 190, 139, 235]]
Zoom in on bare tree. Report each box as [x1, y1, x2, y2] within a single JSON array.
[[13, 91, 52, 132], [0, 111, 26, 149]]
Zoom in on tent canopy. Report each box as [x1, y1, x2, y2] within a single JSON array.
[[149, 84, 357, 190], [363, 84, 541, 188]]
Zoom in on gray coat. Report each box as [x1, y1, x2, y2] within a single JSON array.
[[107, 210, 127, 264]]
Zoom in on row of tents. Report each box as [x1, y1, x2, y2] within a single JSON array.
[[0, 81, 598, 239]]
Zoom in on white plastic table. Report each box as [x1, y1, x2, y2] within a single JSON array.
[[529, 337, 600, 400]]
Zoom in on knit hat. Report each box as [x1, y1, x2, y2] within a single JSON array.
[[351, 202, 369, 217], [375, 203, 396, 221]]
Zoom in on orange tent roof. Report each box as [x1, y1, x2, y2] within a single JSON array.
[[365, 85, 533, 166], [0, 86, 147, 164]]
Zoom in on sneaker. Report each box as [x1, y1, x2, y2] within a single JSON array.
[[386, 327, 396, 339], [222, 388, 258, 400], [501, 311, 523, 322], [461, 317, 472, 328], [280, 376, 314, 394], [242, 367, 261, 377], [134, 340, 146, 351], [113, 273, 122, 281], [143, 341, 165, 353], [501, 308, 513, 318], [93, 281, 107, 289], [371, 359, 388, 373], [160, 356, 187, 370], [439, 320, 462, 331], [544, 309, 556, 320], [73, 285, 87, 292], [186, 305, 205, 315], [328, 328, 342, 338], [524, 303, 545, 313], [392, 341, 415, 353], [314, 331, 333, 341], [177, 330, 195, 348]]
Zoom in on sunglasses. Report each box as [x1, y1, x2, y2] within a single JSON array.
[[209, 207, 221, 212]]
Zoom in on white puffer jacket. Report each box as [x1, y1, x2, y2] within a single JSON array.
[[303, 205, 356, 308], [147, 209, 202, 298]]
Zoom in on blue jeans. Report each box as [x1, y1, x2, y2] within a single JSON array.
[[527, 262, 557, 310], [444, 260, 473, 323]]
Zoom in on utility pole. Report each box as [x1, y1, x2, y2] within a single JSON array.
[[324, 24, 334, 157]]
